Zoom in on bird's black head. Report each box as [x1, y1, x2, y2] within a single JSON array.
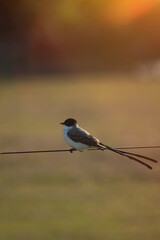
[[60, 118, 77, 127]]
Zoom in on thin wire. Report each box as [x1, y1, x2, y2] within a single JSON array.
[[0, 146, 160, 155], [116, 146, 160, 150], [0, 149, 70, 155]]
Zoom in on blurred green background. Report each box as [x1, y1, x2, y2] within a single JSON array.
[[1, 0, 160, 240], [0, 77, 160, 240]]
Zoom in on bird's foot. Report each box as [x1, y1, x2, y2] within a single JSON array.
[[69, 148, 76, 153]]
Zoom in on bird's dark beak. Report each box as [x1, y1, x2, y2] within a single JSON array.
[[60, 122, 64, 125]]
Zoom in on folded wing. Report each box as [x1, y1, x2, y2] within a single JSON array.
[[67, 128, 101, 147]]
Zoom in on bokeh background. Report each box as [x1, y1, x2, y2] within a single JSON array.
[[0, 1, 160, 240]]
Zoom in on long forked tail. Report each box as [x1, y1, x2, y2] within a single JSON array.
[[100, 143, 158, 170]]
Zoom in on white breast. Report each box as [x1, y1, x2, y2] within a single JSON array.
[[62, 126, 88, 151]]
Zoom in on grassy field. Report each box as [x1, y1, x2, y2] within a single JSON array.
[[0, 74, 160, 240]]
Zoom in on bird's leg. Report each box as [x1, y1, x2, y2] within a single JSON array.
[[69, 148, 76, 153]]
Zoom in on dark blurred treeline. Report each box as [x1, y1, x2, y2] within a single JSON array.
[[1, 0, 160, 75]]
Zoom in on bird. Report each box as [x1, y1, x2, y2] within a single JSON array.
[[60, 118, 158, 169]]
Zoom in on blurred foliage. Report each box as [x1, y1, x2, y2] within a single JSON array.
[[1, 0, 160, 74]]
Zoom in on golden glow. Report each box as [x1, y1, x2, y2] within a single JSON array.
[[105, 0, 157, 26]]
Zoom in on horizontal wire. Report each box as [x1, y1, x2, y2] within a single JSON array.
[[0, 146, 160, 155], [0, 149, 70, 155], [116, 146, 160, 150]]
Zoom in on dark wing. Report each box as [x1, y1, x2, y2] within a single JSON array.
[[67, 128, 100, 147]]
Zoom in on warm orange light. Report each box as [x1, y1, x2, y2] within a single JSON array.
[[105, 0, 158, 26]]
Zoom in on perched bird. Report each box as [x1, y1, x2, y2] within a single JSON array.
[[60, 118, 158, 169]]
